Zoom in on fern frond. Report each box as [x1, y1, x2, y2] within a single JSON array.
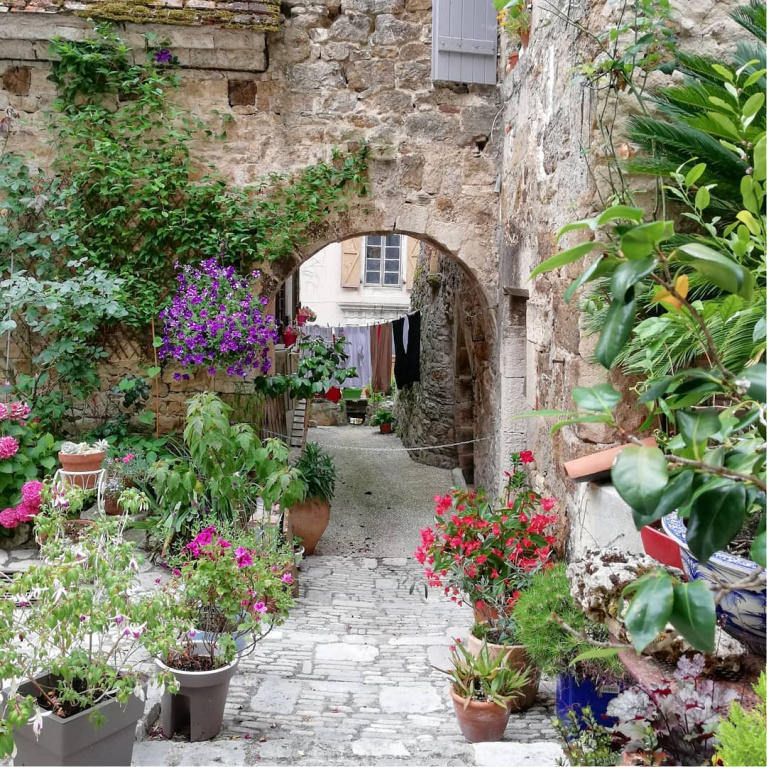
[[730, 0, 766, 39]]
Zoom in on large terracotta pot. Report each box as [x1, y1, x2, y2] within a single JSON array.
[[466, 633, 539, 712], [450, 686, 511, 743], [520, 30, 530, 49], [289, 497, 330, 555], [58, 451, 105, 489]]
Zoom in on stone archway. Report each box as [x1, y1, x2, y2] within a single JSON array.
[[267, 222, 499, 490]]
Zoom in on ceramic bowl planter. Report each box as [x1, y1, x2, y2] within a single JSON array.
[[564, 437, 656, 483], [449, 686, 511, 743], [289, 498, 330, 555], [466, 633, 539, 712], [662, 512, 766, 655], [156, 642, 240, 742], [57, 451, 105, 490], [11, 673, 145, 766], [555, 673, 622, 728]]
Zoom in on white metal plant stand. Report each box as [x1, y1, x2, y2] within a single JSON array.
[[52, 468, 107, 515]]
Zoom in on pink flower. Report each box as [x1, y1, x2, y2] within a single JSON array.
[[9, 402, 31, 420], [219, 539, 232, 548], [235, 547, 253, 568], [0, 403, 7, 421], [519, 450, 534, 464], [281, 572, 293, 584], [0, 508, 20, 529], [540, 497, 557, 512], [21, 481, 43, 507], [253, 601, 267, 614], [0, 436, 19, 460]]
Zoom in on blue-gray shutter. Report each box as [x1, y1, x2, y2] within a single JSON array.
[[432, 0, 498, 85]]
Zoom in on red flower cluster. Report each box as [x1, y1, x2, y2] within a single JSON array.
[[415, 451, 557, 608]]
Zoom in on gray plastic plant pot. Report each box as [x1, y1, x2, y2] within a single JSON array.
[[11, 675, 145, 766], [156, 643, 240, 742]]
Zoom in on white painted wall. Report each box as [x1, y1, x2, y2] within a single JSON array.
[[299, 238, 413, 327]]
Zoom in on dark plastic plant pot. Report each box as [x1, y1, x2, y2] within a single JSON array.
[[379, 422, 392, 434], [555, 673, 622, 729], [12, 674, 145, 766], [156, 643, 239, 742], [640, 523, 684, 570]]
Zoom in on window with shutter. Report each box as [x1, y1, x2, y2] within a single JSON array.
[[432, 0, 498, 86], [364, 235, 402, 287], [340, 237, 362, 288]]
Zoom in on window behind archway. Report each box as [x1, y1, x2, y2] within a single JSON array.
[[364, 235, 402, 287]]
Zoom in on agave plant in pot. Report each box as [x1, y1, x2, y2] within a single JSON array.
[[0, 515, 180, 766], [435, 640, 530, 743], [158, 525, 295, 742], [289, 443, 337, 555]]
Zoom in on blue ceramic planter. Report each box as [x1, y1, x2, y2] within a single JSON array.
[[662, 512, 766, 655], [555, 674, 622, 728]]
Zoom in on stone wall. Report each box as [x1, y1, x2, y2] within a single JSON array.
[[0, 0, 504, 487], [496, 0, 745, 546]]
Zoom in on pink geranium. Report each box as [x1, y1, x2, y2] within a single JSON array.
[[0, 436, 19, 460]]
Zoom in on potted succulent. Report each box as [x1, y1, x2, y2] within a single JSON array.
[[290, 443, 337, 555], [158, 525, 294, 742], [0, 516, 180, 766], [370, 407, 395, 434], [497, 0, 531, 48], [58, 439, 109, 489], [514, 563, 628, 727], [435, 640, 530, 743]]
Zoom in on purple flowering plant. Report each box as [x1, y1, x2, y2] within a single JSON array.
[[163, 525, 295, 667], [159, 257, 278, 378]]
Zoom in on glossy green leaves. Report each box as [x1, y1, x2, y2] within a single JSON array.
[[612, 446, 668, 517]]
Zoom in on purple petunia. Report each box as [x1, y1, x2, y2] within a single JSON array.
[[154, 49, 173, 65]]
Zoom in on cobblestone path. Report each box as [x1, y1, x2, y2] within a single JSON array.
[[134, 556, 563, 766]]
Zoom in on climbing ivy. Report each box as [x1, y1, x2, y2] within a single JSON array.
[[2, 23, 368, 326]]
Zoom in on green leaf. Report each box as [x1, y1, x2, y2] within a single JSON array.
[[712, 64, 734, 82], [632, 470, 694, 529], [572, 383, 622, 412], [138, 412, 156, 425], [754, 316, 766, 342], [754, 136, 766, 182], [694, 186, 710, 211], [623, 572, 674, 653], [741, 176, 760, 214], [563, 255, 616, 303], [677, 408, 721, 458], [612, 446, 669, 516], [595, 205, 644, 225], [594, 291, 636, 368], [740, 364, 766, 403], [620, 221, 674, 259], [569, 647, 622, 666], [670, 581, 716, 652], [152, 336, 163, 348], [610, 256, 657, 301], [736, 210, 762, 236], [677, 243, 753, 299], [684, 163, 707, 187], [742, 92, 765, 119], [550, 413, 612, 434], [686, 482, 747, 563], [146, 366, 162, 378], [751, 514, 766, 567], [529, 241, 598, 279], [555, 218, 598, 241]]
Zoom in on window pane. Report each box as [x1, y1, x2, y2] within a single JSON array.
[[385, 234, 401, 247], [367, 245, 381, 259], [367, 235, 382, 247], [366, 258, 381, 272], [385, 245, 400, 259], [366, 271, 380, 284], [385, 259, 399, 272], [383, 272, 399, 285]]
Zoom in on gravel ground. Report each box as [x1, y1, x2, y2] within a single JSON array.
[[304, 425, 453, 559]]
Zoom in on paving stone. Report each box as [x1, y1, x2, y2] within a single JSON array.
[[351, 738, 410, 757], [473, 741, 565, 766], [316, 643, 379, 662], [166, 741, 247, 765], [132, 741, 172, 766], [251, 678, 303, 714], [380, 684, 442, 714]]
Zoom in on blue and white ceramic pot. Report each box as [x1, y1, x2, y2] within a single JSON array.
[[662, 512, 765, 655]]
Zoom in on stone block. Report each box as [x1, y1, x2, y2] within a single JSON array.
[[351, 739, 410, 757], [394, 60, 430, 90], [0, 40, 36, 61], [316, 643, 380, 662], [380, 684, 441, 713], [341, 0, 404, 13], [345, 58, 394, 92], [184, 48, 267, 72], [473, 742, 565, 766], [372, 14, 421, 45], [289, 60, 346, 89], [329, 13, 372, 43], [250, 678, 303, 714], [228, 78, 257, 106]]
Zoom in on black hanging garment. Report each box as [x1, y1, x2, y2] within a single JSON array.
[[392, 311, 421, 388]]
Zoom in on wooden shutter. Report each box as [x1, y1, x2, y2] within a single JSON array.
[[432, 0, 498, 86], [341, 237, 362, 288], [406, 237, 420, 289]]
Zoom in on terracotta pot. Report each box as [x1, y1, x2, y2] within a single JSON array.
[[58, 451, 105, 489], [506, 51, 519, 74], [289, 497, 330, 555], [520, 30, 530, 49], [104, 495, 123, 516], [466, 633, 540, 712], [450, 686, 511, 743], [640, 522, 684, 570], [563, 437, 656, 483], [379, 422, 392, 434]]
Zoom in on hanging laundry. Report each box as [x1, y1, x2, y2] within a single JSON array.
[[392, 311, 421, 388], [337, 326, 372, 388], [370, 322, 392, 393]]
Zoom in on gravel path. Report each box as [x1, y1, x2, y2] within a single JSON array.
[[306, 425, 453, 559]]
